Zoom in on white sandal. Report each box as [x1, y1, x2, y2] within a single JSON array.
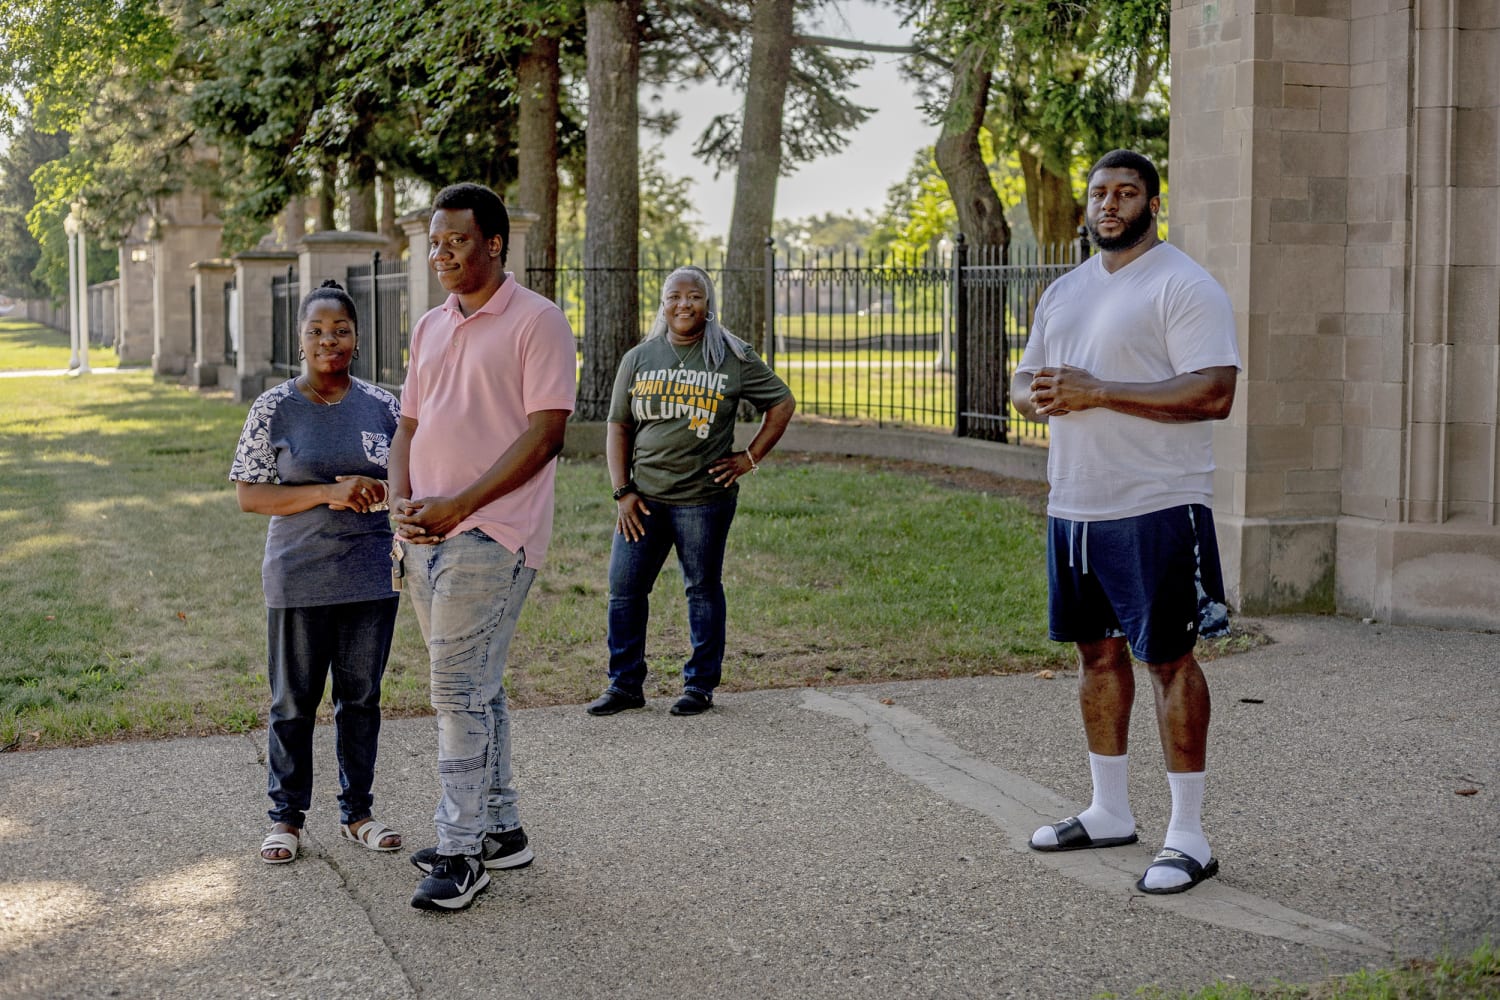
[[340, 819, 402, 852], [260, 829, 300, 864]]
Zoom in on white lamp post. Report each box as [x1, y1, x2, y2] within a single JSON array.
[[73, 203, 91, 373], [63, 207, 80, 369], [63, 203, 91, 374]]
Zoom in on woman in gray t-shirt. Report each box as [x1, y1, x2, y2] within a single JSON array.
[[588, 266, 796, 718], [229, 281, 402, 865]]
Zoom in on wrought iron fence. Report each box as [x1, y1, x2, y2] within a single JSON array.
[[261, 239, 1082, 445], [346, 251, 408, 389], [270, 267, 300, 375], [526, 251, 747, 346], [529, 239, 1085, 444]]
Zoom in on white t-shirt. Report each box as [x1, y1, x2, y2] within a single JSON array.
[[1016, 242, 1241, 521]]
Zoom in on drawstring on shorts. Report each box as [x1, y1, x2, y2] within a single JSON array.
[[1067, 521, 1090, 576]]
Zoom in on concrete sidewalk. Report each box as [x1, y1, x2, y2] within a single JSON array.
[[1, 615, 1495, 999], [0, 366, 127, 378]]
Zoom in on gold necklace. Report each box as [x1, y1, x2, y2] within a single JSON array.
[[670, 337, 702, 369], [301, 376, 348, 406]]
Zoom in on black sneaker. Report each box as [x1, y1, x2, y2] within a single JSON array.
[[411, 827, 533, 874], [410, 853, 490, 912], [669, 691, 713, 716]]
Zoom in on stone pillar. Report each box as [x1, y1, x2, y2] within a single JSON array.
[[508, 210, 537, 290], [1174, 0, 1500, 628], [230, 250, 298, 402], [150, 192, 224, 376], [295, 229, 389, 292], [1171, 0, 1348, 614], [187, 260, 234, 386], [116, 239, 154, 365], [93, 279, 118, 349], [399, 210, 444, 317]]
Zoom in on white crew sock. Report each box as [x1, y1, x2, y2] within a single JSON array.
[[1142, 770, 1213, 891], [1031, 752, 1135, 847]]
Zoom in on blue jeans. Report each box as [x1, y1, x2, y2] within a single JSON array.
[[266, 597, 400, 828], [606, 493, 737, 698], [403, 530, 536, 856]]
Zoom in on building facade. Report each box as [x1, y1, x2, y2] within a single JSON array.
[[1172, 0, 1500, 627]]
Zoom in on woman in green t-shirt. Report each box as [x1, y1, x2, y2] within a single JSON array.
[[588, 266, 796, 717]]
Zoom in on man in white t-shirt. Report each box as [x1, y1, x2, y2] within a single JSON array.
[[1011, 150, 1241, 894]]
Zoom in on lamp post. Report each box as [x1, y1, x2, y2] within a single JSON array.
[[63, 203, 91, 374], [74, 203, 91, 373], [63, 208, 79, 369]]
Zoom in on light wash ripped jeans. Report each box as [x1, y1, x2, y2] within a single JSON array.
[[403, 529, 535, 856]]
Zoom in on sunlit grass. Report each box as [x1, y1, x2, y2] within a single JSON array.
[[0, 316, 123, 371], [0, 368, 1083, 749]]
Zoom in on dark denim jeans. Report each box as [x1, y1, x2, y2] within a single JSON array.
[[606, 493, 737, 698], [265, 596, 400, 828]]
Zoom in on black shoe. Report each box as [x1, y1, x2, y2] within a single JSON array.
[[411, 827, 533, 875], [410, 853, 490, 912], [586, 689, 646, 716], [669, 691, 713, 716]]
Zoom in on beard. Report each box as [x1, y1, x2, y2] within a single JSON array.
[[1087, 206, 1156, 251]]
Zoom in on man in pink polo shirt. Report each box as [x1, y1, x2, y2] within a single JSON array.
[[388, 183, 577, 912]]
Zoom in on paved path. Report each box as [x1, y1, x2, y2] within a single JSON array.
[[0, 366, 127, 378], [1, 615, 1495, 999]]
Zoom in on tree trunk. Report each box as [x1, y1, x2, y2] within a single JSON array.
[[578, 0, 640, 421], [348, 154, 377, 232], [517, 34, 561, 302], [932, 41, 1011, 441], [317, 158, 337, 232], [933, 42, 1009, 251], [722, 0, 794, 355], [1019, 148, 1080, 256], [278, 200, 304, 248], [379, 172, 397, 239]]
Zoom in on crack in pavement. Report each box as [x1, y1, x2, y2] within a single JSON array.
[[237, 729, 420, 998], [800, 688, 1389, 957]]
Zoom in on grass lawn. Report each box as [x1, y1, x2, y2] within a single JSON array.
[[0, 315, 123, 371], [0, 361, 1099, 750], [0, 319, 1261, 751]]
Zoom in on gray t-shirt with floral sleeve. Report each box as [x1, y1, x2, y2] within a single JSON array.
[[229, 378, 400, 608]]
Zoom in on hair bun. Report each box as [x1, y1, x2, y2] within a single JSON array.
[[319, 279, 344, 290]]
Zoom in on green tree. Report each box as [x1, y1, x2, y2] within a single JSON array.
[[639, 148, 710, 263], [904, 0, 1168, 250], [0, 117, 68, 298], [683, 0, 882, 352], [1, 1, 194, 290], [774, 210, 877, 257]]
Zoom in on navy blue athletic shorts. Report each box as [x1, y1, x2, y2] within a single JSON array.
[[1046, 503, 1230, 664]]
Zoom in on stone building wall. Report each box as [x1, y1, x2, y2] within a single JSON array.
[[1172, 0, 1500, 628]]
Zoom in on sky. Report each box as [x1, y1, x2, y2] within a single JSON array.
[[642, 0, 933, 239]]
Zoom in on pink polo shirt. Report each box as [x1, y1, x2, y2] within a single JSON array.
[[401, 274, 578, 567]]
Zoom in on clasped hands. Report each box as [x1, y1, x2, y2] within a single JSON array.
[[1028, 364, 1103, 419], [326, 475, 388, 514], [391, 496, 467, 545]]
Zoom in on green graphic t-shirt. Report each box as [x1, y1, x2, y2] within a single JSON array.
[[608, 336, 792, 504]]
